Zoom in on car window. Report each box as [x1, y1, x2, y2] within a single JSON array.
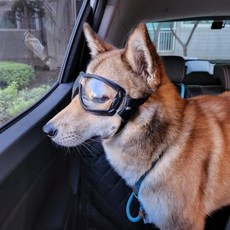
[[0, 0, 83, 128], [146, 20, 230, 61]]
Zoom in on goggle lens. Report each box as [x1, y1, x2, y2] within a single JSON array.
[[81, 77, 118, 111]]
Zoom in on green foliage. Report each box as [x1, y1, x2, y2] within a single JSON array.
[[0, 83, 49, 125], [0, 61, 35, 89]]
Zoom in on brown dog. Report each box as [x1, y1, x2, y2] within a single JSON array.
[[43, 23, 230, 229]]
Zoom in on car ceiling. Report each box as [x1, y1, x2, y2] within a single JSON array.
[[97, 0, 230, 47]]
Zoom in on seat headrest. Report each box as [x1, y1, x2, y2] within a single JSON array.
[[183, 60, 221, 85], [214, 65, 230, 90], [161, 56, 185, 83], [183, 72, 221, 85]]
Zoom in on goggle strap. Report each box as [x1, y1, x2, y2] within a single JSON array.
[[115, 120, 128, 134], [116, 95, 149, 134], [125, 96, 149, 108], [118, 95, 149, 122]]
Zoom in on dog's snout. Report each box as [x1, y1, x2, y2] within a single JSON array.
[[43, 122, 58, 138]]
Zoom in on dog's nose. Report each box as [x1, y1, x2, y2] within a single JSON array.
[[43, 122, 58, 138]]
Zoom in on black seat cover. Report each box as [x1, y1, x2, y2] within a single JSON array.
[[75, 140, 157, 230]]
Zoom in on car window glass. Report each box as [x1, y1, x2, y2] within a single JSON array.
[[0, 0, 83, 128], [146, 20, 230, 61]]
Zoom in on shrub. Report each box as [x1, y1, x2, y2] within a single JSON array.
[[8, 85, 49, 116], [0, 82, 18, 124], [0, 61, 35, 89], [0, 83, 49, 125]]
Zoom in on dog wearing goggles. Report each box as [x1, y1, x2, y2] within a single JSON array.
[[43, 23, 230, 230]]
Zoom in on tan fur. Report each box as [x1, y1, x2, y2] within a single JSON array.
[[45, 23, 230, 230]]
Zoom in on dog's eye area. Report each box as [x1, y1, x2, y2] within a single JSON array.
[[90, 95, 109, 104], [81, 77, 117, 109]]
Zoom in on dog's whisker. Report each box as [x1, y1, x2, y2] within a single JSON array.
[[75, 145, 85, 158], [88, 137, 101, 144], [81, 142, 97, 157], [84, 141, 102, 155], [64, 147, 71, 157]]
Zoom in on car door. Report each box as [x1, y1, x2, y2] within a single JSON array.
[[0, 0, 95, 229]]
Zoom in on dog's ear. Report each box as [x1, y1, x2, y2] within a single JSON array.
[[123, 23, 161, 90], [83, 23, 114, 58]]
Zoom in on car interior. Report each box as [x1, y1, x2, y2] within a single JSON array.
[[0, 0, 230, 229]]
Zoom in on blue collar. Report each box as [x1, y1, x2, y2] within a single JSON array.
[[126, 152, 163, 222]]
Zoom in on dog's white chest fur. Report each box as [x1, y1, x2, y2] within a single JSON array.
[[137, 169, 171, 226], [139, 183, 168, 225]]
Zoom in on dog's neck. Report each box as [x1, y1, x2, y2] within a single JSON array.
[[103, 130, 166, 184], [102, 125, 167, 186], [103, 81, 184, 186]]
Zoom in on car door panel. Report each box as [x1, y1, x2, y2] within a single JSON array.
[[0, 0, 93, 228], [0, 83, 72, 230]]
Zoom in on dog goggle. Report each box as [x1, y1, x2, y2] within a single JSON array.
[[72, 72, 149, 122]]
